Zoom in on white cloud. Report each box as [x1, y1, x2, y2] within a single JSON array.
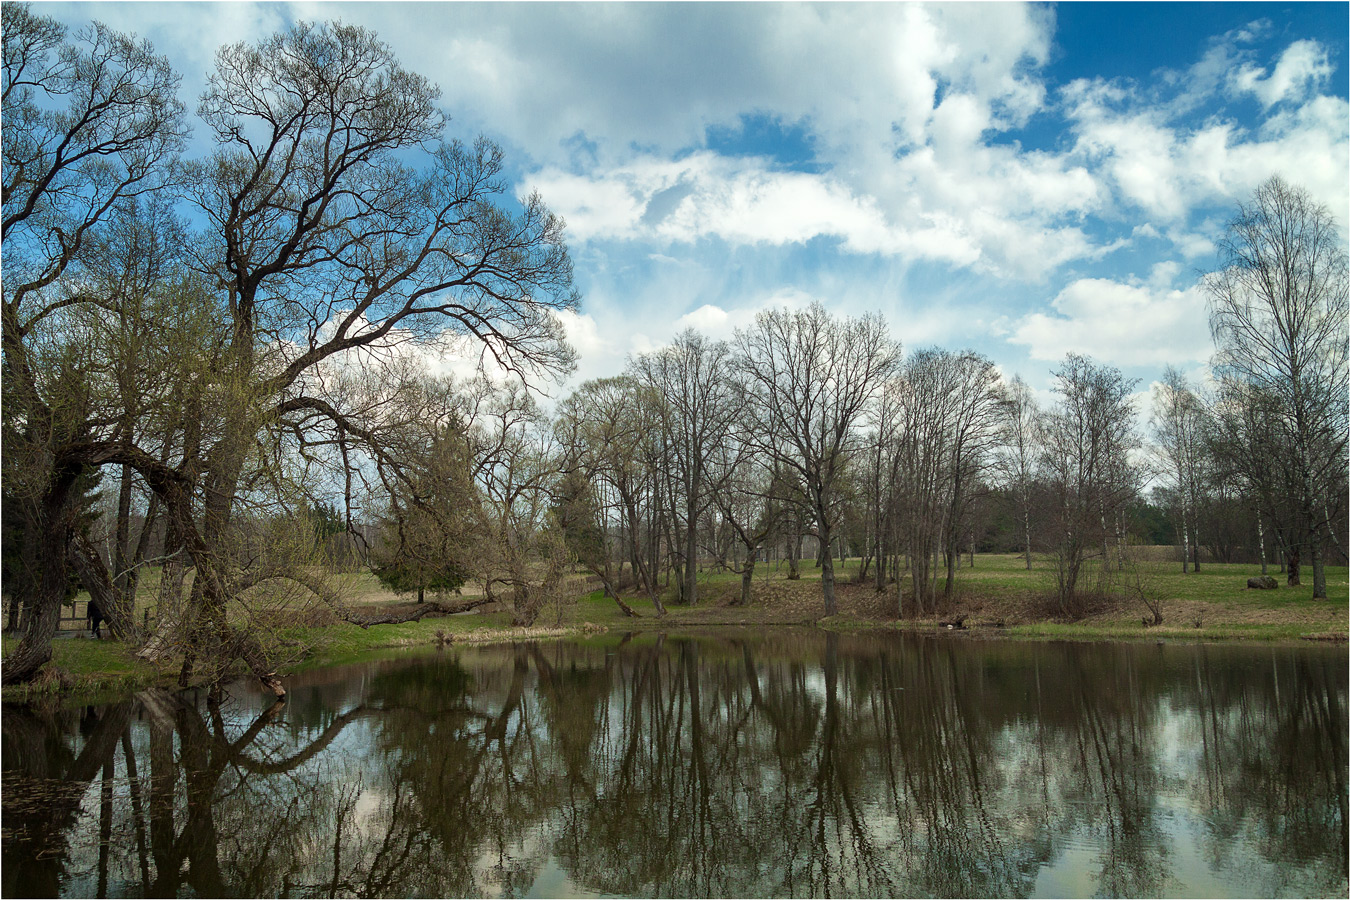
[[533, 147, 1111, 280], [1061, 59, 1349, 233], [530, 153, 982, 266], [317, 2, 1051, 169], [1009, 277, 1213, 366], [1229, 39, 1333, 108], [674, 304, 731, 334], [673, 291, 810, 339], [550, 309, 627, 389]]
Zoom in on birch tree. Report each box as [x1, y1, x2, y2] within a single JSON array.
[[1205, 176, 1348, 599], [1150, 366, 1210, 573]]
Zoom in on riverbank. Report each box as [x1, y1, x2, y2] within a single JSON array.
[[4, 554, 1345, 703]]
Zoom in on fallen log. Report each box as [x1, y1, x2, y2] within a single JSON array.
[[343, 596, 494, 628]]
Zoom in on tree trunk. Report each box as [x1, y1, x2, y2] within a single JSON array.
[[874, 531, 886, 592], [67, 531, 142, 642], [820, 539, 838, 616], [511, 583, 537, 627], [932, 539, 941, 605], [114, 463, 135, 595], [1190, 514, 1200, 572], [910, 538, 928, 617], [1311, 532, 1327, 599], [737, 557, 755, 607], [816, 489, 838, 616], [1023, 502, 1032, 570], [597, 571, 641, 617], [1181, 508, 1190, 574], [1, 474, 77, 685], [1287, 547, 1300, 585], [683, 501, 699, 607], [787, 529, 801, 580], [944, 541, 956, 599], [1257, 512, 1268, 575]]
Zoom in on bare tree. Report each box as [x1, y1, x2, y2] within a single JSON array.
[[735, 303, 900, 616], [1206, 175, 1349, 599], [464, 378, 567, 627], [937, 351, 1003, 598], [704, 402, 787, 607], [1039, 354, 1143, 614], [633, 331, 743, 606], [885, 349, 964, 615], [1206, 380, 1287, 577], [997, 375, 1041, 571], [1150, 366, 1209, 573]]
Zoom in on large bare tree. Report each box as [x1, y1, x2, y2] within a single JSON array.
[[1205, 175, 1348, 599], [2, 15, 579, 690], [734, 303, 899, 616], [633, 331, 743, 607]]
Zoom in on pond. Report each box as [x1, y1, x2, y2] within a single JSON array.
[[3, 631, 1346, 898]]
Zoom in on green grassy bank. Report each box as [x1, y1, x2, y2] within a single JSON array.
[[3, 552, 1345, 703]]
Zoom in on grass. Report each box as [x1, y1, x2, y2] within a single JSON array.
[[4, 550, 1344, 703], [0, 634, 163, 703]]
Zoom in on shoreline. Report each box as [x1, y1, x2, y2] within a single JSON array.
[[4, 610, 1344, 706], [5, 554, 1345, 705]]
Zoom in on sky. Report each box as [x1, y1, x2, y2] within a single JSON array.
[[37, 1, 1350, 406]]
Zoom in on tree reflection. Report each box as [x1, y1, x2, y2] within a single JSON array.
[[2, 636, 1346, 898]]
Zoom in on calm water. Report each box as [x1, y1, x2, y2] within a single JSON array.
[[2, 631, 1346, 898]]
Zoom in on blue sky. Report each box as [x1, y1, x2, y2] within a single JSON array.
[[40, 2, 1350, 403]]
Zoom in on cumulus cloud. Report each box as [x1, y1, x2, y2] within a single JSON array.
[[1229, 39, 1334, 108], [1060, 56, 1348, 233], [1009, 277, 1213, 366], [532, 148, 1109, 280], [530, 153, 977, 264], [673, 290, 812, 339], [320, 1, 1053, 169]]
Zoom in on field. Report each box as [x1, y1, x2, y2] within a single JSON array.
[[556, 552, 1349, 641], [4, 550, 1345, 701]]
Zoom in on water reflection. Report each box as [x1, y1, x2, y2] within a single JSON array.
[[3, 633, 1346, 898]]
